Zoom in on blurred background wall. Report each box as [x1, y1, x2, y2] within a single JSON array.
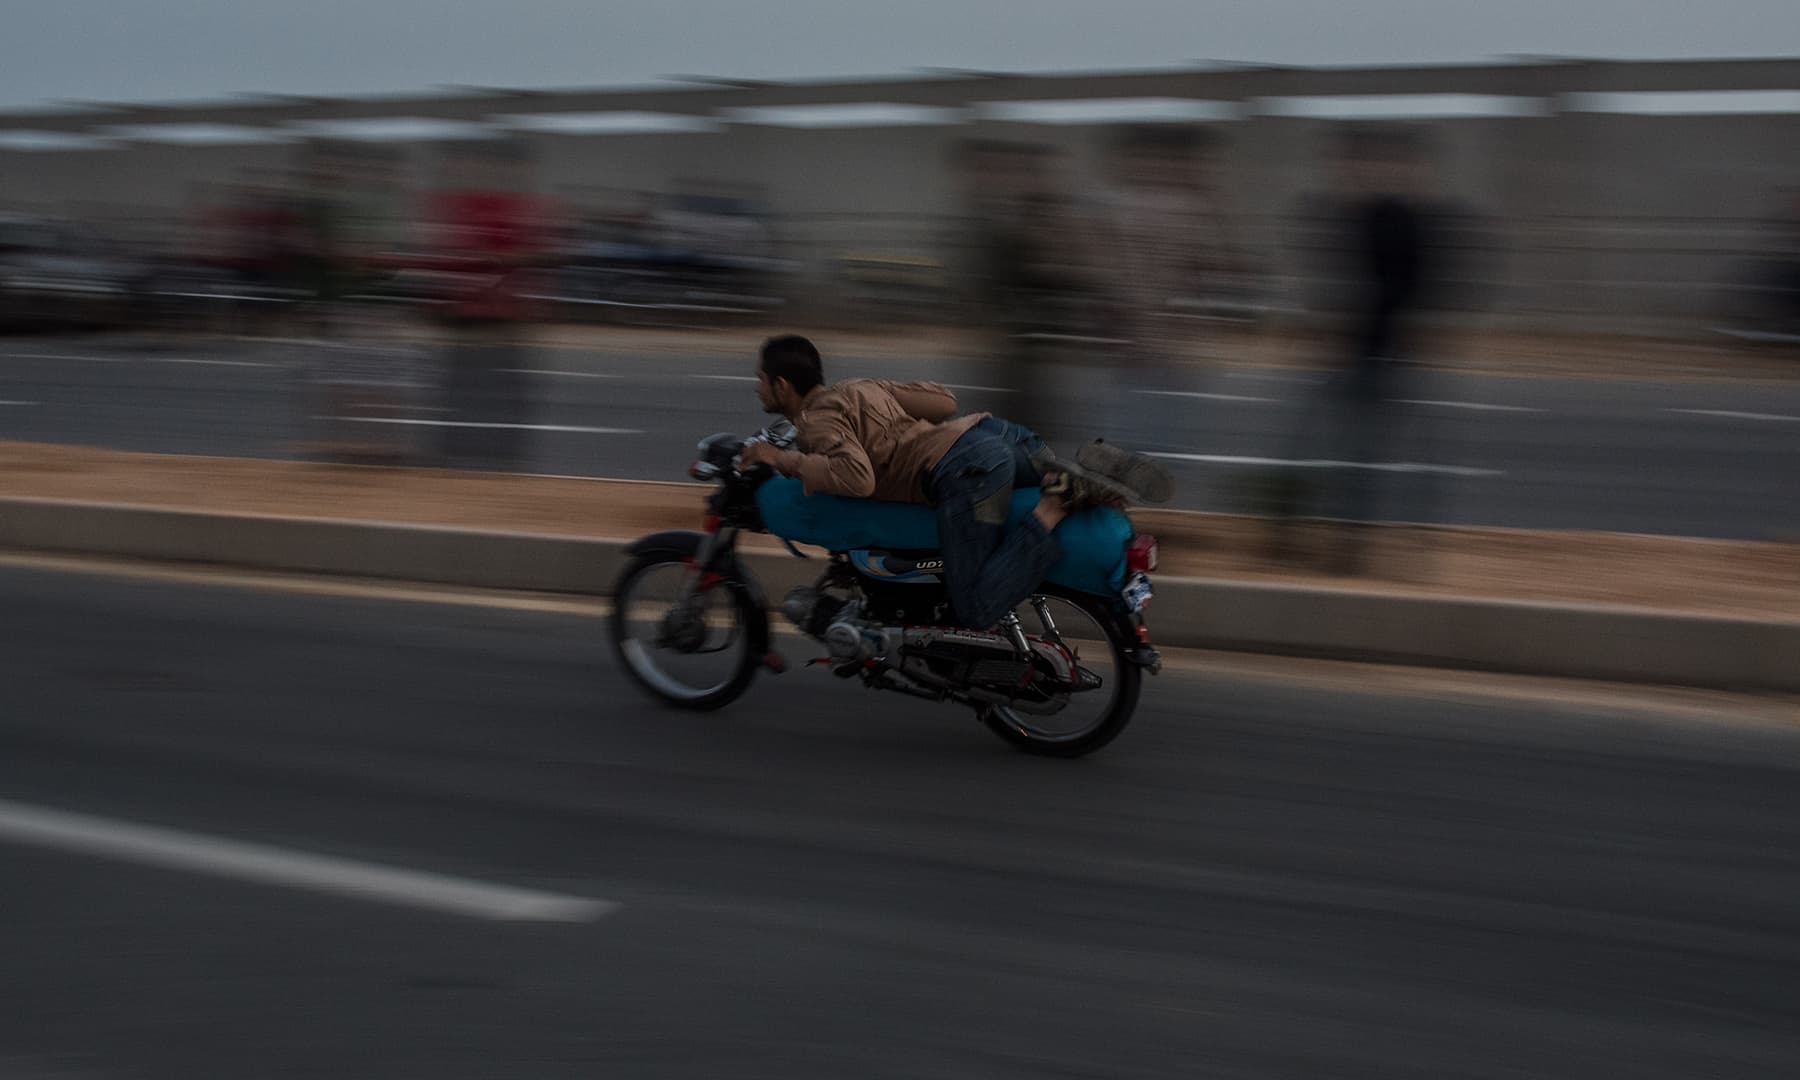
[[2, 56, 1795, 334]]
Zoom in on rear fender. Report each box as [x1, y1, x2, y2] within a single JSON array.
[[1041, 582, 1160, 675]]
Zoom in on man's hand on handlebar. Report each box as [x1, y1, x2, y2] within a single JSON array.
[[739, 440, 783, 472]]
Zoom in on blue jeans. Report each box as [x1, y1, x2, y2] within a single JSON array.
[[925, 418, 1062, 629]]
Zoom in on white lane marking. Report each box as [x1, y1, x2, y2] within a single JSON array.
[[1710, 327, 1800, 345], [4, 352, 273, 369], [1137, 390, 1278, 403], [689, 374, 758, 382], [1140, 390, 1543, 412], [0, 797, 617, 923], [943, 383, 1018, 394], [1224, 371, 1324, 384], [1147, 452, 1503, 477], [148, 357, 276, 369], [505, 369, 620, 379], [0, 399, 38, 406], [1665, 408, 1800, 423], [318, 416, 642, 434], [1397, 399, 1544, 413]]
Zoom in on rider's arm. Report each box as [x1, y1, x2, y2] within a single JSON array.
[[885, 381, 959, 423], [773, 411, 876, 498]]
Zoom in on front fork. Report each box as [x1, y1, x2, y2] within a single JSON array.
[[673, 516, 786, 675], [661, 517, 735, 644], [686, 514, 737, 583]]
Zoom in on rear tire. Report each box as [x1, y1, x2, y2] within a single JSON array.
[[979, 587, 1142, 758]]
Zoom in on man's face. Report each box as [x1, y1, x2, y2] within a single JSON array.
[[756, 366, 784, 414]]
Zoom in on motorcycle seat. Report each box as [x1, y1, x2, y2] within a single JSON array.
[[755, 476, 1133, 598]]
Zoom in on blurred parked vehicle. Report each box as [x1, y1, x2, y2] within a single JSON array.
[[547, 191, 793, 326], [0, 215, 142, 332], [835, 252, 950, 325]]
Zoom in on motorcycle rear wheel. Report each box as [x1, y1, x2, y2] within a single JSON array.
[[979, 586, 1142, 758]]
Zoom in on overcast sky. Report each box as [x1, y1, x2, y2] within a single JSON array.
[[1, 0, 1794, 110]]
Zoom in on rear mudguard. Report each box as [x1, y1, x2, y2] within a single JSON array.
[[1040, 582, 1161, 675], [622, 530, 772, 658]]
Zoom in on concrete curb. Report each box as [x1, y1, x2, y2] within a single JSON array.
[[3, 496, 1794, 692]]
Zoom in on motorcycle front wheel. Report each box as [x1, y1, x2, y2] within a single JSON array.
[[610, 552, 760, 710]]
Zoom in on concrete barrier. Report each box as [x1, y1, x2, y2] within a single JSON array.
[[3, 496, 1794, 692]]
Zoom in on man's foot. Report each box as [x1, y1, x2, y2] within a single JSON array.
[[1041, 470, 1126, 512], [1073, 440, 1174, 504]]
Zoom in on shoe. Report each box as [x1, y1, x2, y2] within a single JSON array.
[[1074, 439, 1174, 504], [1041, 469, 1119, 512]]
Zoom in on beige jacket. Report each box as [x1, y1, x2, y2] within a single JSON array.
[[772, 379, 986, 503]]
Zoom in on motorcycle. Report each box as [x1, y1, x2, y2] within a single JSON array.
[[608, 421, 1163, 757]]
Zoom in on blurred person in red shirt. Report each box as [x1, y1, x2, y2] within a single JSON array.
[[428, 138, 551, 469], [228, 168, 303, 332]]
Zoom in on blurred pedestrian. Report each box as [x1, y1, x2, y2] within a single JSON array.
[[1282, 125, 1449, 573], [428, 139, 550, 471], [1091, 126, 1236, 452], [1721, 186, 1800, 341], [954, 139, 1095, 444], [292, 142, 425, 463], [228, 168, 303, 338]]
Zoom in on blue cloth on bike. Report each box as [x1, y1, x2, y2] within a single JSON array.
[[755, 476, 1133, 598]]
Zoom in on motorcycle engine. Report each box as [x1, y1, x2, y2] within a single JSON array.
[[782, 587, 1082, 714]]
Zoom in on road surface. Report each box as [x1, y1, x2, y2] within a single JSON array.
[[3, 560, 1797, 1078]]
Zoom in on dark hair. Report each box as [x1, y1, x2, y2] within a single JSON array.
[[760, 335, 824, 396]]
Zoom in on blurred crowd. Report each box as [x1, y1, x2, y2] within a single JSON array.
[[0, 141, 793, 341], [6, 124, 1796, 358], [1, 139, 799, 470], [3, 123, 1796, 565]]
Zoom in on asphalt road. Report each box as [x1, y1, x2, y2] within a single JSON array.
[[1, 334, 1797, 539], [3, 561, 1798, 1078]]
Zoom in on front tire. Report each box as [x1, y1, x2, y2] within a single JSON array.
[[610, 552, 760, 710]]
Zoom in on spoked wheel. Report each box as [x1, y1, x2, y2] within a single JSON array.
[[610, 552, 759, 710], [979, 587, 1141, 758]]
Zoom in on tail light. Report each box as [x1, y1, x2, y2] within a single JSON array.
[[1127, 534, 1159, 573]]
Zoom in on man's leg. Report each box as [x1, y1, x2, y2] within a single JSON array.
[[931, 430, 1063, 630], [973, 416, 1053, 488]]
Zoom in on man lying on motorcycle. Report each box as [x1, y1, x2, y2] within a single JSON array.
[[738, 334, 1170, 631]]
